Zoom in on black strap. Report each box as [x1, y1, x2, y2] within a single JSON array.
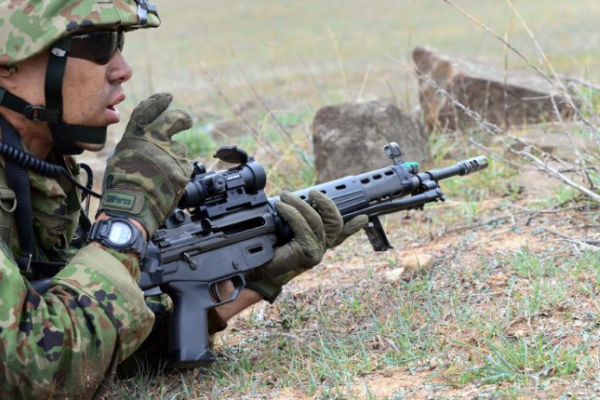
[[65, 125, 107, 144], [46, 37, 80, 155], [0, 88, 61, 124], [30, 260, 64, 277], [45, 38, 69, 119], [0, 114, 36, 272]]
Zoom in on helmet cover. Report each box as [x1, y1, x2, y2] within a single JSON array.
[[0, 0, 160, 65]]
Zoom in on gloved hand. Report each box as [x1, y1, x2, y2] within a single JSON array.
[[98, 93, 193, 236], [245, 190, 368, 302]]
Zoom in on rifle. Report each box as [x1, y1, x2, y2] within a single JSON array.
[[138, 142, 488, 368]]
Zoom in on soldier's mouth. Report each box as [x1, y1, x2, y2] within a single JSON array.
[[105, 104, 121, 123], [105, 94, 126, 123]]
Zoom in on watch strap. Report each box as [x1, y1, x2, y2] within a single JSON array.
[[88, 218, 148, 259]]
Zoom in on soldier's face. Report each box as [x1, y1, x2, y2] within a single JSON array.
[[0, 31, 133, 153], [62, 41, 133, 151]]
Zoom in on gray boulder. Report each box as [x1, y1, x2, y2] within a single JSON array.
[[312, 101, 431, 183], [413, 46, 575, 132]]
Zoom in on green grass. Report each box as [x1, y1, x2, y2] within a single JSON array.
[[511, 248, 559, 279], [176, 124, 216, 160], [458, 335, 584, 385]]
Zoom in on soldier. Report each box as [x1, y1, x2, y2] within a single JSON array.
[[0, 1, 367, 398]]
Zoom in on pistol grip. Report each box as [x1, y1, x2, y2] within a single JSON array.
[[165, 281, 217, 368]]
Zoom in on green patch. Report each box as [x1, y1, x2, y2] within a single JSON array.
[[101, 190, 143, 214]]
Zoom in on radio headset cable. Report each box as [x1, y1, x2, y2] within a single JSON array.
[[0, 115, 101, 276], [0, 141, 102, 200]]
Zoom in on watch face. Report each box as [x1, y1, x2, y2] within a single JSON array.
[[109, 221, 133, 245]]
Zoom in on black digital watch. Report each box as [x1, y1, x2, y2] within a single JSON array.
[[87, 218, 147, 259]]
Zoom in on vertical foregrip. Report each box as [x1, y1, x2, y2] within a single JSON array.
[[165, 281, 217, 368]]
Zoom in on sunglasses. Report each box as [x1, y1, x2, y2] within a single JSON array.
[[69, 30, 125, 65]]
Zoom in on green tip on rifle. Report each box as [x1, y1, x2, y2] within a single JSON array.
[[402, 162, 419, 168], [401, 162, 419, 173]]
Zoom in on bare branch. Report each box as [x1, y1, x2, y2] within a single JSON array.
[[543, 227, 600, 248]]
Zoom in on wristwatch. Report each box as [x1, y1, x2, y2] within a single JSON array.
[[87, 218, 148, 259]]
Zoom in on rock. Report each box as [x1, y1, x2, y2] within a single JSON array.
[[383, 254, 435, 284], [384, 268, 405, 283], [312, 101, 431, 183], [413, 46, 576, 132], [401, 253, 434, 280]]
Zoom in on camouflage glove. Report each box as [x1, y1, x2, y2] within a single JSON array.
[[245, 190, 368, 303], [98, 93, 193, 237]]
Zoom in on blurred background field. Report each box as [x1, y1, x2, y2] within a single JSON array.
[[123, 0, 600, 109], [85, 0, 600, 192]]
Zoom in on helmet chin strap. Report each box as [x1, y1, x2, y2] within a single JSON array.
[[0, 36, 107, 156], [45, 36, 107, 156]]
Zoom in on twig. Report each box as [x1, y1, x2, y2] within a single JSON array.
[[444, 215, 512, 234], [509, 1, 600, 144], [562, 76, 600, 92], [328, 28, 353, 102], [469, 138, 532, 170], [357, 64, 372, 102], [509, 205, 585, 214], [516, 149, 600, 203], [542, 227, 600, 247], [446, 205, 584, 234]]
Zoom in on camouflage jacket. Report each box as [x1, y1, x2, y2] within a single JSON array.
[[0, 145, 154, 398]]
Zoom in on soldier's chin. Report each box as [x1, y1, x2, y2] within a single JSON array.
[[73, 141, 105, 152]]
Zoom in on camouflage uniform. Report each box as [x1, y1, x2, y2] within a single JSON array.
[[0, 149, 155, 398], [0, 1, 162, 398]]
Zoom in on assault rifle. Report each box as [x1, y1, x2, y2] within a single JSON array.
[[138, 142, 488, 368]]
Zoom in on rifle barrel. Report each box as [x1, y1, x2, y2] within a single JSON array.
[[417, 156, 489, 183]]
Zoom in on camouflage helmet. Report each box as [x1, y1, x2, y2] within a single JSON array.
[[0, 0, 160, 66]]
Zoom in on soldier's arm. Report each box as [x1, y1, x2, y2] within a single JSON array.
[[0, 240, 153, 398]]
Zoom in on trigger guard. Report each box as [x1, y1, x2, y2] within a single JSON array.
[[210, 274, 246, 305]]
